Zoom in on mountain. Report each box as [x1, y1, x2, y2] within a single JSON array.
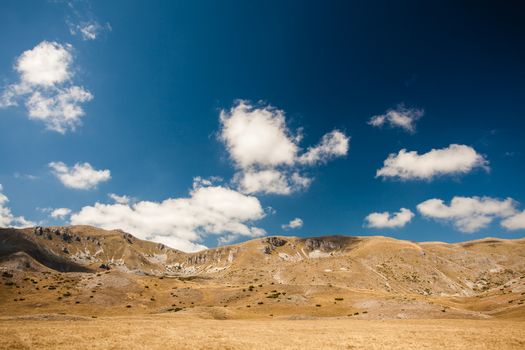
[[1, 225, 524, 320]]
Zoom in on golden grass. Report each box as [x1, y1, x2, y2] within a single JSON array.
[[1, 316, 524, 350]]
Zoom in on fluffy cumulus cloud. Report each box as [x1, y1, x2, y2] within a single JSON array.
[[0, 185, 34, 228], [50, 207, 72, 219], [368, 105, 424, 133], [376, 144, 488, 181], [501, 210, 525, 230], [364, 208, 414, 229], [220, 101, 349, 195], [49, 161, 111, 190], [220, 101, 299, 168], [417, 196, 517, 232], [0, 41, 93, 133], [282, 217, 303, 230], [16, 42, 73, 86], [70, 179, 267, 252]]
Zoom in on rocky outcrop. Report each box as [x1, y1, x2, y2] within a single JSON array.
[[304, 237, 342, 252], [34, 227, 78, 244], [262, 237, 287, 254], [61, 231, 73, 243], [187, 254, 208, 265], [122, 232, 134, 244], [34, 226, 44, 236]]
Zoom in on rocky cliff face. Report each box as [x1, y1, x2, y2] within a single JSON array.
[[1, 226, 181, 275]]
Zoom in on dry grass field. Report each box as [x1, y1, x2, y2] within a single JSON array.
[[1, 316, 524, 350]]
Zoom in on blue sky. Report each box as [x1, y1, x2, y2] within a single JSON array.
[[1, 1, 524, 251]]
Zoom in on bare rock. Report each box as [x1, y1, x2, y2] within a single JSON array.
[[262, 237, 287, 254], [304, 238, 342, 252]]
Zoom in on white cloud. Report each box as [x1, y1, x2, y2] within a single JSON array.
[[376, 144, 489, 180], [108, 193, 131, 205], [70, 180, 267, 252], [282, 217, 303, 230], [217, 234, 243, 246], [76, 22, 100, 40], [235, 169, 311, 195], [365, 208, 414, 228], [0, 83, 30, 108], [290, 172, 313, 189], [501, 210, 525, 230], [220, 101, 299, 169], [50, 207, 72, 219], [0, 185, 34, 228], [68, 21, 111, 41], [298, 130, 350, 165], [152, 236, 208, 253], [26, 86, 93, 133], [417, 196, 517, 232], [0, 41, 92, 133], [192, 176, 223, 189], [235, 170, 290, 195], [219, 101, 349, 195], [368, 105, 424, 133], [49, 161, 111, 190], [15, 41, 73, 86]]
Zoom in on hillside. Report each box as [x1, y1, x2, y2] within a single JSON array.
[[1, 226, 524, 321]]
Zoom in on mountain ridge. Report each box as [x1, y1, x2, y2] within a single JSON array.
[[1, 225, 524, 320]]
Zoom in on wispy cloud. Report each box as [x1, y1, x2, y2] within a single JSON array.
[[63, 0, 111, 41], [68, 20, 111, 41], [282, 217, 303, 230], [13, 173, 38, 180], [368, 104, 423, 133]]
